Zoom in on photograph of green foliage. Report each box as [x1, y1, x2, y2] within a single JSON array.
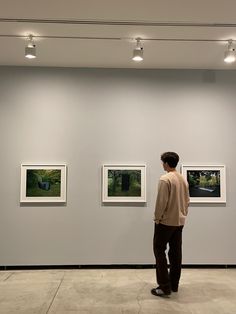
[[26, 169, 61, 197], [187, 170, 220, 197], [181, 165, 226, 203], [102, 164, 146, 203], [20, 164, 67, 203], [108, 170, 141, 197]]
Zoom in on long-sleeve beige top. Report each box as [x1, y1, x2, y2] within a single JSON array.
[[154, 171, 190, 226]]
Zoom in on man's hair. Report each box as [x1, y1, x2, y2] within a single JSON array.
[[161, 152, 179, 168]]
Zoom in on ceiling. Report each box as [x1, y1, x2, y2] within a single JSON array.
[[1, 0, 236, 69]]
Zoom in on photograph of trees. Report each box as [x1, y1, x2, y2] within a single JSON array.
[[108, 170, 141, 197], [26, 169, 61, 197], [187, 170, 221, 197]]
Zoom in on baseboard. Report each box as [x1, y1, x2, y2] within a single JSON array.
[[0, 264, 236, 271]]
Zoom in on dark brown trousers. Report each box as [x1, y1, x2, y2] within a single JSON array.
[[153, 223, 184, 294]]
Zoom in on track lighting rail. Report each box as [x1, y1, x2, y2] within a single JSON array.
[[1, 18, 236, 28], [0, 34, 234, 43], [0, 18, 235, 63]]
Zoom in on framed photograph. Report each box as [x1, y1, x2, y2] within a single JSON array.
[[181, 165, 226, 203], [102, 164, 146, 203], [20, 164, 67, 203]]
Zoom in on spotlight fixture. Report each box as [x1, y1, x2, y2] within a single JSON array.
[[224, 39, 235, 63], [25, 34, 36, 59], [132, 38, 143, 62]]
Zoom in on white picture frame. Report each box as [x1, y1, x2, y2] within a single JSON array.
[[102, 164, 146, 203], [181, 165, 226, 203], [20, 164, 67, 203]]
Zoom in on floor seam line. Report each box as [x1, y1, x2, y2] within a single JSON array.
[[45, 272, 65, 314], [3, 272, 14, 281]]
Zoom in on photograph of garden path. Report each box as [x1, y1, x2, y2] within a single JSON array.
[[187, 170, 221, 198], [26, 169, 61, 197]]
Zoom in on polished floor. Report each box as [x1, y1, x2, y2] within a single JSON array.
[[0, 268, 235, 314]]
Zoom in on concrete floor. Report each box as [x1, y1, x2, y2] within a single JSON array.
[[0, 268, 235, 314]]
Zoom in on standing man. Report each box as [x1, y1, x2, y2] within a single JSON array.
[[151, 152, 189, 297]]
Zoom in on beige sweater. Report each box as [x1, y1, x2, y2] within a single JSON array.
[[154, 171, 190, 226]]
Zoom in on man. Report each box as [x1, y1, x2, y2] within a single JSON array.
[[151, 152, 189, 297]]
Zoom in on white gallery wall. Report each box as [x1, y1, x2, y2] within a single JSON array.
[[0, 66, 235, 266]]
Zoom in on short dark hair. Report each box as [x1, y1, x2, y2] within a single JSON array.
[[161, 152, 179, 168]]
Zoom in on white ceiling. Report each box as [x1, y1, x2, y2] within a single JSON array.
[[1, 0, 236, 69]]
